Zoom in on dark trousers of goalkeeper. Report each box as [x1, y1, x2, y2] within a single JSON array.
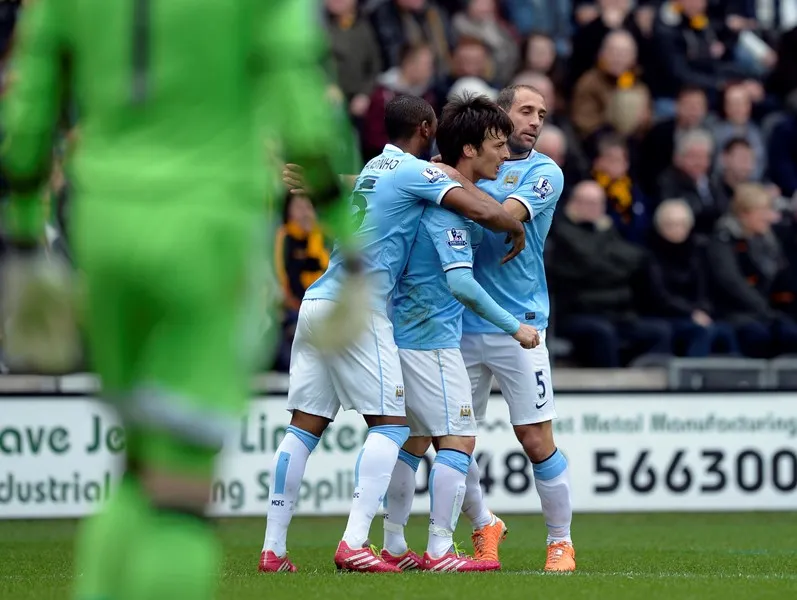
[[71, 195, 261, 600]]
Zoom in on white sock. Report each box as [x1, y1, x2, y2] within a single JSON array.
[[342, 426, 406, 548], [461, 456, 493, 531], [427, 449, 469, 558], [383, 449, 421, 555], [263, 426, 319, 555], [532, 449, 573, 545]]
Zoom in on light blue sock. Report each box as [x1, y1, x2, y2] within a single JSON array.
[[383, 449, 422, 555], [532, 449, 572, 544], [427, 449, 470, 558]]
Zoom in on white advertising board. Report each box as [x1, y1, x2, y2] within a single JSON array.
[[1, 394, 796, 518]]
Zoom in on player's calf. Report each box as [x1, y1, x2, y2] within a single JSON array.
[[514, 421, 575, 570], [260, 411, 331, 571]]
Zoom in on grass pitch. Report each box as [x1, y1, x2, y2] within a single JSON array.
[[1, 512, 795, 600]]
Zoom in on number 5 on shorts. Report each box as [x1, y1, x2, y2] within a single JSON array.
[[535, 370, 546, 399]]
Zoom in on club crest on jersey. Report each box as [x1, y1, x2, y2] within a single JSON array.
[[421, 166, 447, 184], [501, 170, 521, 191], [446, 228, 469, 248], [533, 176, 555, 199]]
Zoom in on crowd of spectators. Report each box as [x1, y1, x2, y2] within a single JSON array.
[[3, 0, 797, 370]]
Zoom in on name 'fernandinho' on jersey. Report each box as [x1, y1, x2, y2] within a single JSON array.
[[462, 150, 564, 334], [304, 144, 462, 312]]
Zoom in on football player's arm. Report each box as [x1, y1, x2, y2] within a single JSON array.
[[1, 0, 67, 246], [509, 166, 565, 222], [256, 0, 357, 252], [447, 173, 532, 222], [445, 269, 520, 334]]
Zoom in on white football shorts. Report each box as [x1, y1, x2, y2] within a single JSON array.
[[287, 299, 405, 420], [399, 348, 477, 438], [460, 330, 556, 426]]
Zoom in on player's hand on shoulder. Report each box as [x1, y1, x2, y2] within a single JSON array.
[[502, 220, 526, 264], [512, 323, 540, 350], [428, 161, 463, 183]]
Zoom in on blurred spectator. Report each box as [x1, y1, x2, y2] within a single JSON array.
[[451, 0, 519, 86], [536, 125, 567, 168], [713, 137, 759, 210], [639, 85, 710, 194], [650, 0, 760, 112], [548, 181, 672, 368], [712, 83, 767, 180], [365, 0, 452, 74], [362, 43, 436, 159], [646, 199, 739, 356], [436, 37, 494, 103], [571, 30, 648, 140], [570, 0, 655, 89], [657, 129, 723, 235], [767, 25, 797, 100], [708, 183, 797, 358], [591, 134, 651, 244], [518, 33, 568, 97], [0, 0, 19, 67], [767, 96, 797, 198], [325, 0, 383, 120], [275, 194, 330, 313], [501, 0, 572, 51]]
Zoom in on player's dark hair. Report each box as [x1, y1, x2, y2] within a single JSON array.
[[385, 95, 436, 142], [436, 94, 514, 167], [496, 84, 544, 111], [722, 136, 752, 154]]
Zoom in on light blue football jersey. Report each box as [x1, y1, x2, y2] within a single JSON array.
[[462, 150, 564, 334], [305, 144, 462, 312], [393, 204, 483, 350]]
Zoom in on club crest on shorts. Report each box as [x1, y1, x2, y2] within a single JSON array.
[[501, 170, 521, 191], [460, 404, 473, 419], [395, 385, 404, 399], [446, 228, 469, 248]]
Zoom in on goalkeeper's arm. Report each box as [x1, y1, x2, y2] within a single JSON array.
[[255, 0, 358, 251], [1, 0, 67, 248]]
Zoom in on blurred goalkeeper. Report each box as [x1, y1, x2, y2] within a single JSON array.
[[1, 2, 360, 600]]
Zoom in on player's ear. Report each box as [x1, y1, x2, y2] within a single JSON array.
[[463, 144, 478, 159], [420, 120, 431, 139]]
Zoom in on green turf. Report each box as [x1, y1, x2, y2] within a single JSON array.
[[1, 513, 795, 600]]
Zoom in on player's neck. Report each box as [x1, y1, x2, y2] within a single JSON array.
[[392, 138, 424, 157], [455, 161, 478, 183]]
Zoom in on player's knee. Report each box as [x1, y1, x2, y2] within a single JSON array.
[[404, 436, 432, 456], [364, 414, 408, 429], [437, 435, 475, 456], [368, 423, 411, 447], [514, 421, 555, 463], [289, 410, 331, 438]]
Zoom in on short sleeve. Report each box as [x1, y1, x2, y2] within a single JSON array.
[[423, 206, 474, 271], [395, 160, 462, 205], [508, 165, 565, 221]]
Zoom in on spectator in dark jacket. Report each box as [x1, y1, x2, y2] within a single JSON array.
[[325, 0, 384, 120], [366, 0, 452, 74], [361, 43, 436, 159], [647, 199, 739, 356], [767, 102, 797, 198], [639, 85, 710, 195], [767, 25, 797, 100], [591, 133, 651, 244], [657, 128, 725, 235], [650, 0, 758, 107], [708, 183, 797, 357], [548, 181, 672, 367]]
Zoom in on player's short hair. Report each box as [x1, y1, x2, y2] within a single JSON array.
[[436, 94, 513, 166], [385, 95, 436, 142], [722, 136, 752, 154], [496, 84, 544, 112]]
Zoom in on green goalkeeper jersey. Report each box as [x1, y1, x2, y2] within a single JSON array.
[[2, 0, 355, 241]]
